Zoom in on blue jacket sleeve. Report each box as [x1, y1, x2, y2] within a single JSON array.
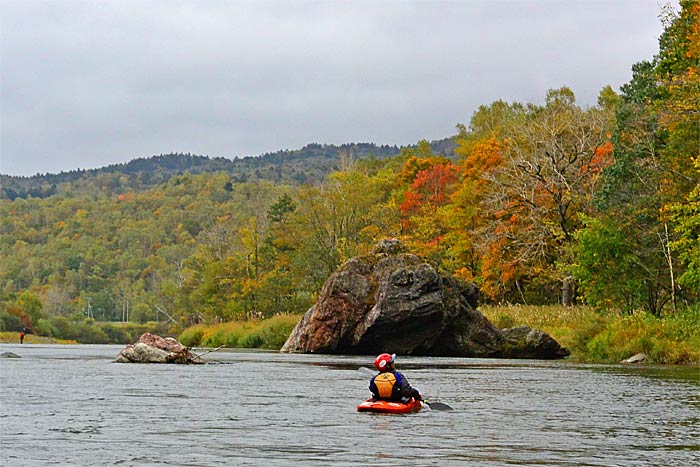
[[395, 372, 421, 400]]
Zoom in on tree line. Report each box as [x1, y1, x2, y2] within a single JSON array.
[[1, 1, 697, 340], [0, 142, 456, 201]]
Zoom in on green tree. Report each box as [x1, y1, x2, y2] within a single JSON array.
[[590, 1, 699, 314], [572, 217, 646, 312], [667, 158, 700, 294]]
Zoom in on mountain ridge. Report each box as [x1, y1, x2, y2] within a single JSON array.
[[0, 138, 456, 200]]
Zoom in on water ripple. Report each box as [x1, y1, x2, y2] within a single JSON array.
[[1, 344, 698, 466]]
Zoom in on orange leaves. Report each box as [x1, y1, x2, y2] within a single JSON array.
[[499, 260, 520, 285], [461, 138, 504, 181], [479, 237, 521, 300], [397, 157, 460, 256], [399, 156, 450, 184], [117, 192, 136, 202], [413, 163, 459, 205], [399, 191, 422, 216], [399, 160, 459, 217], [454, 266, 474, 282], [582, 141, 614, 174], [425, 235, 444, 248]]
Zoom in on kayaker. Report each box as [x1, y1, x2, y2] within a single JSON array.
[[369, 353, 422, 403]]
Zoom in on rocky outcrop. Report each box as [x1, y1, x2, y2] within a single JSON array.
[[115, 333, 203, 364], [282, 238, 569, 359], [500, 326, 571, 359]]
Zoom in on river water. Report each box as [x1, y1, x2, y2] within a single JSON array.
[[1, 344, 698, 466]]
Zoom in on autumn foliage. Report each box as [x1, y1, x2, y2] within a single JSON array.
[[1, 2, 698, 339]]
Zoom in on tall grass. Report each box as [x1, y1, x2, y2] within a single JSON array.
[[0, 332, 77, 345], [179, 314, 300, 350], [481, 304, 700, 365]]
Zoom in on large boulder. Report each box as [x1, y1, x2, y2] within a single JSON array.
[[282, 239, 568, 359], [115, 333, 203, 364]]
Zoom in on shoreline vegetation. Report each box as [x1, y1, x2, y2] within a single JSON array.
[[178, 314, 299, 350], [0, 332, 76, 345], [481, 305, 700, 366], [3, 306, 696, 366]]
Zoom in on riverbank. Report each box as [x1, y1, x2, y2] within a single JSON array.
[[5, 306, 698, 365], [0, 332, 77, 345], [177, 305, 700, 365], [174, 306, 695, 365], [178, 314, 299, 349], [481, 305, 700, 365], [0, 320, 172, 345]]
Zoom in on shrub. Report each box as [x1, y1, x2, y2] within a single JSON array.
[[74, 319, 110, 344], [481, 304, 700, 364], [0, 311, 24, 332], [255, 314, 301, 349], [238, 332, 264, 348], [179, 324, 206, 347], [178, 314, 301, 350], [33, 318, 57, 337], [100, 323, 132, 344]]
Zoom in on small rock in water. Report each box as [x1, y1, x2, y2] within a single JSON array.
[[115, 333, 203, 364], [0, 352, 21, 358], [620, 352, 647, 364]]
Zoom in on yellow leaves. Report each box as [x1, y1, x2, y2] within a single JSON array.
[[460, 137, 504, 181], [454, 267, 474, 282], [657, 2, 700, 133], [687, 2, 700, 58]]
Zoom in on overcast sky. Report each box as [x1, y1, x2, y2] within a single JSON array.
[[1, 0, 669, 176]]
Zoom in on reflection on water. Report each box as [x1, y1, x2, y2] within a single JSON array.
[[1, 344, 698, 466]]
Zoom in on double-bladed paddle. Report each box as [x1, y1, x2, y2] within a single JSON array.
[[422, 400, 453, 411]]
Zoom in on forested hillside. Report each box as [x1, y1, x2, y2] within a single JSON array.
[[0, 140, 456, 200], [1, 1, 697, 346]]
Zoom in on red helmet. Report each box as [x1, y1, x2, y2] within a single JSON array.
[[374, 353, 396, 372]]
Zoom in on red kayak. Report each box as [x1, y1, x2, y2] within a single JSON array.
[[357, 398, 423, 414]]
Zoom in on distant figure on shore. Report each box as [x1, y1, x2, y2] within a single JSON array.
[[19, 331, 25, 344]]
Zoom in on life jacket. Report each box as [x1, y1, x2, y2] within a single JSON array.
[[374, 372, 397, 399]]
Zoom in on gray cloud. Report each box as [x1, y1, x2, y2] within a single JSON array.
[[1, 0, 666, 176]]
